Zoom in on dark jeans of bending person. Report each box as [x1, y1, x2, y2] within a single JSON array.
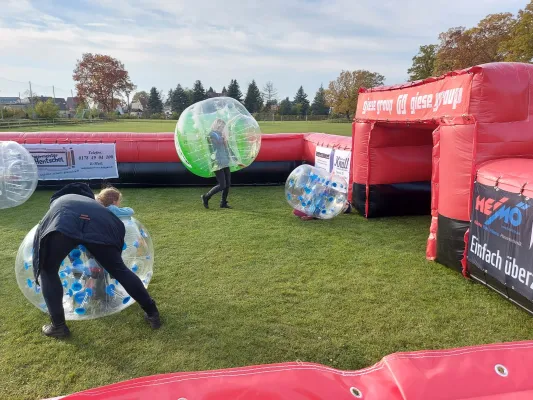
[[205, 167, 231, 205], [39, 231, 158, 327]]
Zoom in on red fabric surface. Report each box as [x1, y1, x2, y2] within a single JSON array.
[[59, 341, 533, 400]]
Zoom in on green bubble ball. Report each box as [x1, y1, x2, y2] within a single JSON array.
[[174, 97, 262, 178]]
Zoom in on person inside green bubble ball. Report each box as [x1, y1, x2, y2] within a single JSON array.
[[201, 118, 245, 209]]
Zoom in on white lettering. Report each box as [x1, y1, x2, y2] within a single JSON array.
[[519, 268, 527, 284], [470, 236, 531, 291], [453, 88, 463, 109], [432, 87, 463, 112], [376, 99, 393, 115], [362, 100, 377, 115], [527, 271, 533, 287], [409, 92, 436, 115], [396, 94, 408, 115]]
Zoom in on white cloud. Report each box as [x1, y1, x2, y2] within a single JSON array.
[[85, 22, 109, 27], [0, 0, 527, 99]]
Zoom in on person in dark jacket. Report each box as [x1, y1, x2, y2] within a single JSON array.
[[32, 183, 161, 338]]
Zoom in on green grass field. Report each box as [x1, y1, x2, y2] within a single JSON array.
[[2, 188, 533, 399], [0, 120, 352, 136]]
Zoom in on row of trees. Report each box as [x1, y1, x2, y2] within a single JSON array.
[[71, 53, 387, 121], [131, 80, 333, 118], [408, 0, 533, 81]]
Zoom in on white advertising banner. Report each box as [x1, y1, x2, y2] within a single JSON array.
[[315, 146, 334, 172], [24, 143, 118, 180], [332, 149, 352, 182]]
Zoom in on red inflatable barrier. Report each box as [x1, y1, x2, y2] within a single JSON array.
[[0, 132, 351, 165], [0, 131, 353, 195], [476, 158, 533, 197], [53, 341, 533, 400], [0, 132, 310, 163]]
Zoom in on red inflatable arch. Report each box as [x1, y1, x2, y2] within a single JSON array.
[[352, 62, 533, 271]]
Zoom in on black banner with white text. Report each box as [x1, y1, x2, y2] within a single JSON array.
[[467, 183, 533, 300]]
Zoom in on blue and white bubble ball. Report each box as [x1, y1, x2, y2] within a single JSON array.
[[285, 164, 348, 219], [15, 217, 154, 320]]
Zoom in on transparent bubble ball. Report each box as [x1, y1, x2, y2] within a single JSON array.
[[0, 141, 38, 209], [285, 164, 348, 220], [174, 97, 262, 178], [15, 217, 154, 320]]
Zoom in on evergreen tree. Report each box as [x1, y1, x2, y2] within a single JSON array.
[[290, 103, 302, 116], [166, 89, 174, 106], [244, 80, 263, 113], [293, 86, 310, 116], [184, 88, 194, 105], [192, 80, 207, 103], [206, 86, 215, 98], [227, 79, 243, 102], [279, 97, 292, 115], [221, 86, 228, 96], [148, 87, 163, 114], [171, 84, 191, 113], [311, 85, 329, 115]]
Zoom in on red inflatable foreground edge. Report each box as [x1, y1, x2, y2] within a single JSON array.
[[52, 341, 533, 400]]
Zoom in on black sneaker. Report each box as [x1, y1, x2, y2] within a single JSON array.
[[201, 194, 209, 209], [144, 312, 162, 329], [42, 323, 71, 338], [220, 203, 232, 209]]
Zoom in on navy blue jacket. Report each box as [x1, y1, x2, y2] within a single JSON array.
[[32, 183, 125, 284]]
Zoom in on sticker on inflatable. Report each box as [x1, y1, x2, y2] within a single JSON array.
[[315, 146, 333, 172], [468, 183, 533, 300], [332, 149, 351, 183], [356, 73, 472, 121], [24, 144, 118, 180]]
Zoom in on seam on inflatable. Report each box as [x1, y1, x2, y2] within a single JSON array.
[[388, 342, 533, 360], [78, 362, 385, 387], [469, 120, 479, 221], [70, 364, 387, 396], [382, 358, 408, 400]]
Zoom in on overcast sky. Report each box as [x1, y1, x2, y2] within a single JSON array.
[[0, 0, 527, 100]]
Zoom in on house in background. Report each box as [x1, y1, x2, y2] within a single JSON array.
[[51, 98, 68, 117], [67, 97, 79, 110], [19, 96, 69, 117], [130, 101, 143, 117], [0, 97, 25, 109], [0, 97, 27, 117], [0, 97, 21, 105], [207, 91, 223, 99]]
